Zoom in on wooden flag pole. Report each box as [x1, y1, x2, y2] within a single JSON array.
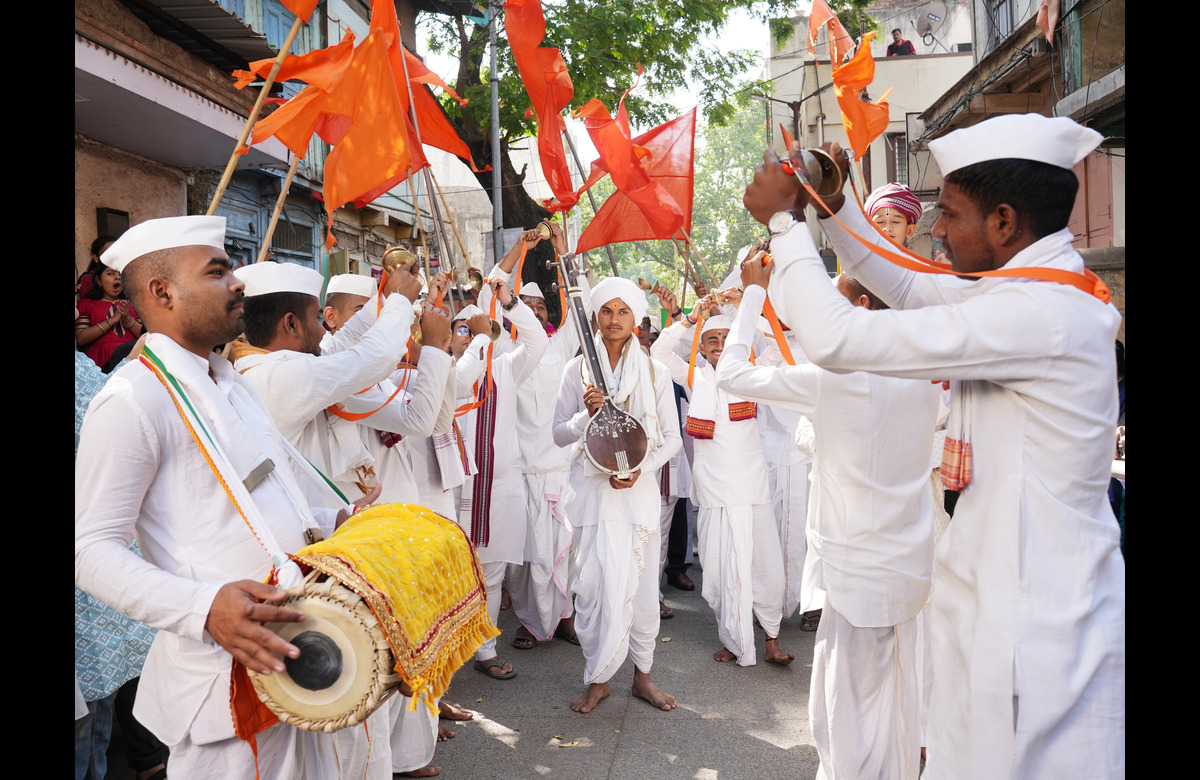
[[428, 169, 472, 278], [676, 228, 721, 287], [207, 15, 305, 215], [563, 130, 621, 278], [254, 156, 302, 264]]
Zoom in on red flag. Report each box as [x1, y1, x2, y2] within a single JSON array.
[[575, 108, 695, 254], [832, 33, 892, 160], [281, 0, 319, 23], [809, 0, 855, 66], [505, 0, 577, 212]]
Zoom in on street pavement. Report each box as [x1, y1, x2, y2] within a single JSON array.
[[430, 564, 822, 780], [105, 563, 823, 779]]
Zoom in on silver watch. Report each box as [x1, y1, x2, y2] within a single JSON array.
[[768, 209, 801, 237]]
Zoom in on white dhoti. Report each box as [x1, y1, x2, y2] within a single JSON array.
[[810, 606, 921, 780], [573, 521, 660, 685], [769, 460, 811, 619], [696, 503, 785, 666], [168, 722, 336, 780], [475, 559, 508, 661], [388, 696, 438, 774], [332, 703, 395, 779], [508, 471, 575, 640]]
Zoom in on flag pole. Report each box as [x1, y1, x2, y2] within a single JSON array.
[[254, 155, 302, 264], [208, 15, 305, 215], [676, 228, 720, 288], [563, 130, 621, 278], [396, 32, 458, 312], [428, 168, 472, 312]]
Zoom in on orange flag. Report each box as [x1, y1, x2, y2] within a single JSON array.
[[809, 0, 855, 66], [232, 30, 357, 90], [369, 0, 481, 172], [505, 0, 577, 212], [320, 29, 414, 248], [575, 107, 695, 254], [832, 32, 891, 161], [281, 0, 319, 22], [779, 122, 796, 148]]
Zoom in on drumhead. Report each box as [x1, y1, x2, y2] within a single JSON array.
[[251, 578, 396, 732]]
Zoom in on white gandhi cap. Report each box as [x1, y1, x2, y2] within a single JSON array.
[[100, 216, 227, 273], [235, 261, 324, 299], [929, 114, 1103, 175], [326, 273, 377, 299]]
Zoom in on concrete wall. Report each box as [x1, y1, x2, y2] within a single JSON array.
[[75, 134, 188, 278]]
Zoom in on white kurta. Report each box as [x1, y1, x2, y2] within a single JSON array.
[[455, 300, 549, 565], [771, 209, 1126, 778], [234, 292, 418, 501], [651, 320, 784, 663], [75, 335, 341, 776], [720, 285, 939, 777], [756, 334, 814, 619], [507, 318, 581, 640], [553, 345, 682, 683]]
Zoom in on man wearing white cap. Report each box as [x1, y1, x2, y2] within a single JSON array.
[[75, 216, 358, 777], [322, 272, 377, 337], [554, 276, 681, 714], [651, 297, 792, 668], [743, 114, 1125, 776], [230, 261, 450, 502], [487, 222, 592, 651], [718, 271, 940, 779]]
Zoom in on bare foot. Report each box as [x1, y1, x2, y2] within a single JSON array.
[[764, 637, 795, 666], [438, 700, 474, 721], [399, 764, 441, 778], [713, 646, 737, 663], [500, 587, 511, 611], [571, 682, 610, 713], [631, 670, 676, 711], [437, 724, 455, 741]]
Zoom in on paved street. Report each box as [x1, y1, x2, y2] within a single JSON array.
[[105, 564, 823, 780], [431, 564, 821, 780]]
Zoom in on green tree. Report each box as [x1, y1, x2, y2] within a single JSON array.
[[421, 0, 799, 321]]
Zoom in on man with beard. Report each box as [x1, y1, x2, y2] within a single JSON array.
[[75, 217, 360, 777]]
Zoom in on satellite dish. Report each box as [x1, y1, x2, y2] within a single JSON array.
[[917, 2, 948, 37]]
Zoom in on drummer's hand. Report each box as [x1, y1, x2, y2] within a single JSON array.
[[608, 469, 641, 490], [583, 383, 604, 415], [337, 482, 383, 528], [206, 580, 305, 675]]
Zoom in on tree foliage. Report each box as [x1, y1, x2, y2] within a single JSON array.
[[417, 0, 798, 319]]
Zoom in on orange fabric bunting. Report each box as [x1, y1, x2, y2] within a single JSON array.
[[832, 32, 891, 161], [505, 0, 578, 212], [573, 98, 693, 254], [809, 0, 855, 66]]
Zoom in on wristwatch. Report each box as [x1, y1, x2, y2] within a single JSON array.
[[501, 295, 520, 312], [768, 209, 801, 237]]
